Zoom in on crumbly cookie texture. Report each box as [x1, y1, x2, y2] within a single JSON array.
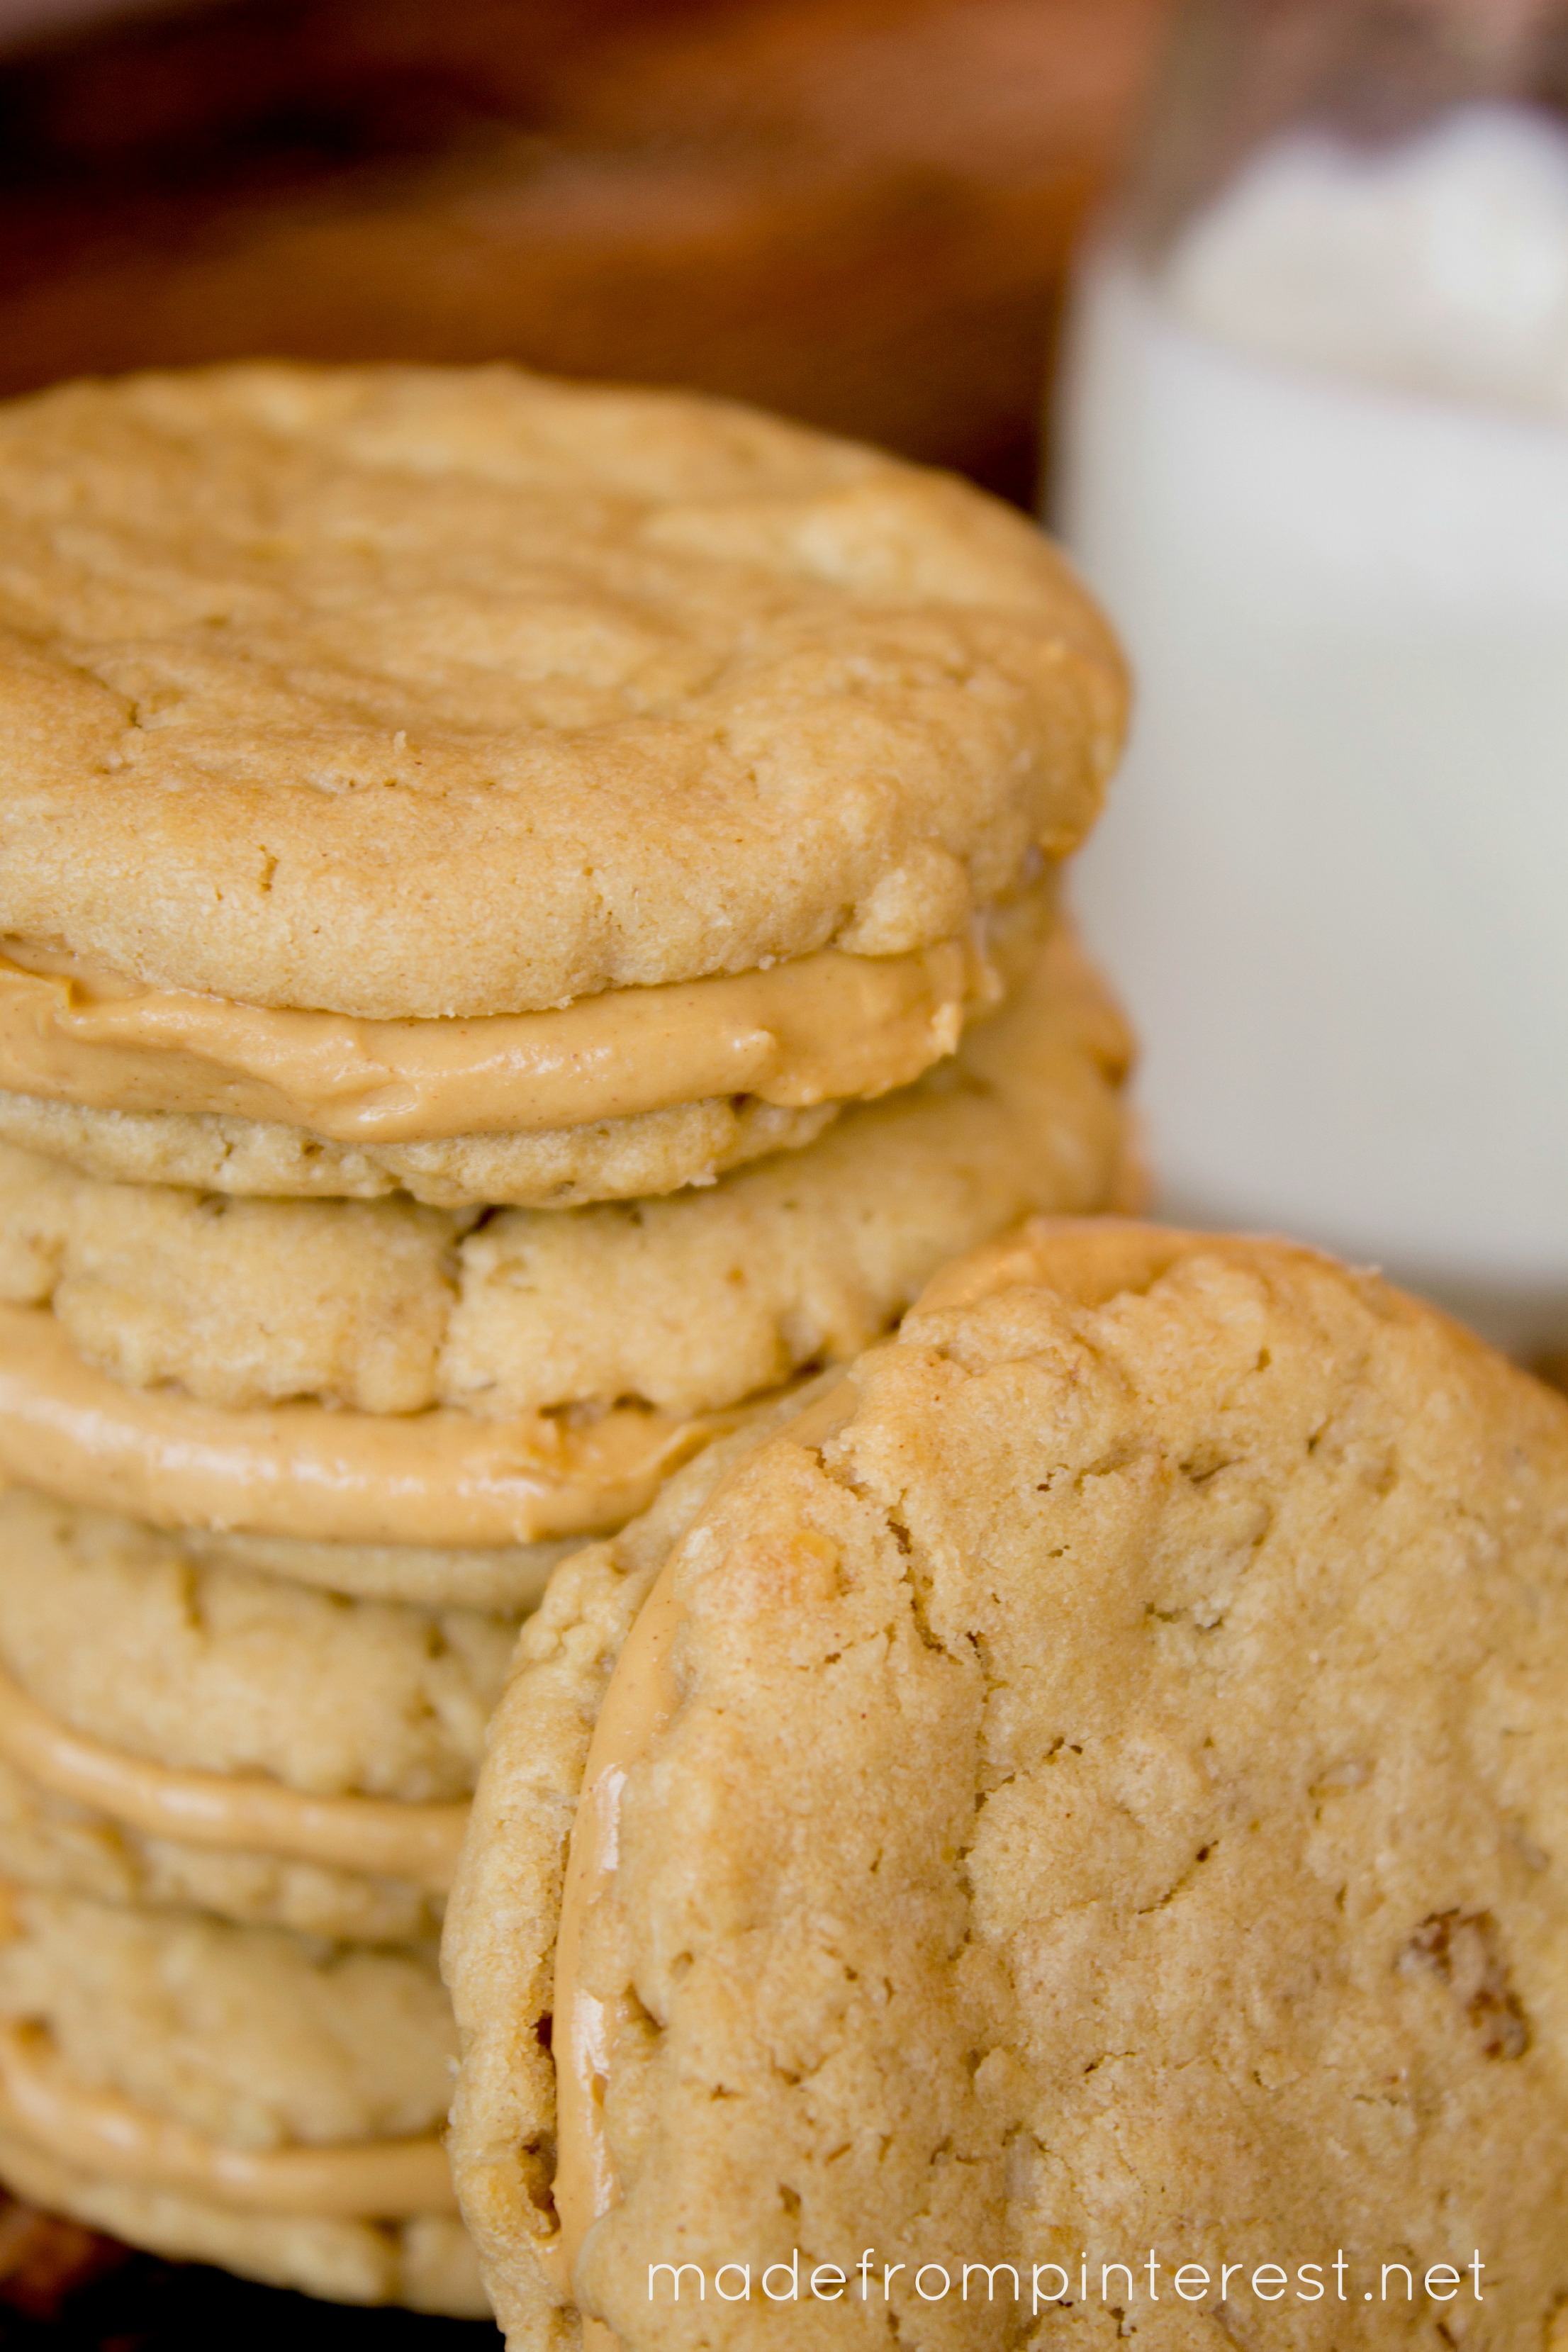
[[0, 1491, 516, 1801], [0, 1888, 454, 2149], [0, 931, 1129, 1415], [0, 1090, 838, 1210], [0, 364, 1124, 1018], [446, 1223, 1568, 2350]]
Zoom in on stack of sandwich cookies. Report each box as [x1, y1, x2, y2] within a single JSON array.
[[448, 1221, 1568, 2348], [0, 920, 1125, 1548], [0, 365, 1131, 2309]]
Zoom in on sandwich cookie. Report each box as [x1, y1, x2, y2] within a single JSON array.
[[447, 1221, 1568, 2349], [0, 929, 1131, 1547], [0, 1886, 483, 2313], [0, 363, 1124, 1208], [0, 1489, 517, 1939]]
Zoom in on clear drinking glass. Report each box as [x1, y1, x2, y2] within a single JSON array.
[[1055, 0, 1568, 1349]]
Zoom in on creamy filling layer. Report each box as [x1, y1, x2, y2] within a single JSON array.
[[0, 1302, 742, 1545], [0, 2019, 457, 2219], [0, 1662, 466, 1891], [0, 908, 1024, 1142]]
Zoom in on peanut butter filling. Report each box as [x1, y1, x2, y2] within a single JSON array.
[[0, 1302, 741, 1545], [546, 1379, 858, 2327], [0, 1662, 467, 1891], [0, 2020, 457, 2218], [0, 921, 1008, 1141]]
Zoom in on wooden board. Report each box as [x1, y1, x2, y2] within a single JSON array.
[[0, 0, 1168, 502]]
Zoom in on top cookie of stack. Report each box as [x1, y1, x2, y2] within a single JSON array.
[[0, 363, 1124, 1209]]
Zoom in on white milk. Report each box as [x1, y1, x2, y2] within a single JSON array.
[[1059, 106, 1568, 1344]]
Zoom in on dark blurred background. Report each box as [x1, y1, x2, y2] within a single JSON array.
[[0, 0, 1170, 2337], [0, 0, 1172, 505]]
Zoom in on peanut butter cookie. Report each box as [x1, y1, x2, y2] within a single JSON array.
[[447, 1223, 1568, 2348]]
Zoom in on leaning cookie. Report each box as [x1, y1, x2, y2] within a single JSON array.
[[0, 1886, 484, 2314], [0, 1490, 517, 1938], [0, 363, 1122, 1208], [446, 1220, 1568, 2349], [0, 928, 1131, 1548]]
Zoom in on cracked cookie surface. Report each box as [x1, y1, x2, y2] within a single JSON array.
[[446, 1222, 1568, 2349], [0, 364, 1122, 1019]]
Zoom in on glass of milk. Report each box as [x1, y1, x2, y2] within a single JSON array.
[[1056, 0, 1568, 1350]]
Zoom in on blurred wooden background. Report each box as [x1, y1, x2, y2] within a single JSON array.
[[0, 0, 1171, 504]]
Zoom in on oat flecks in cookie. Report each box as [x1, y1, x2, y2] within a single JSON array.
[[447, 1223, 1568, 2348], [0, 365, 1124, 1019]]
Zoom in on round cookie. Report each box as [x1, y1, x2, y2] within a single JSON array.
[[0, 364, 1123, 1020], [0, 930, 1131, 1544], [446, 1222, 1568, 2349], [0, 927, 1129, 1417], [0, 1886, 483, 2314], [0, 1489, 516, 1936]]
